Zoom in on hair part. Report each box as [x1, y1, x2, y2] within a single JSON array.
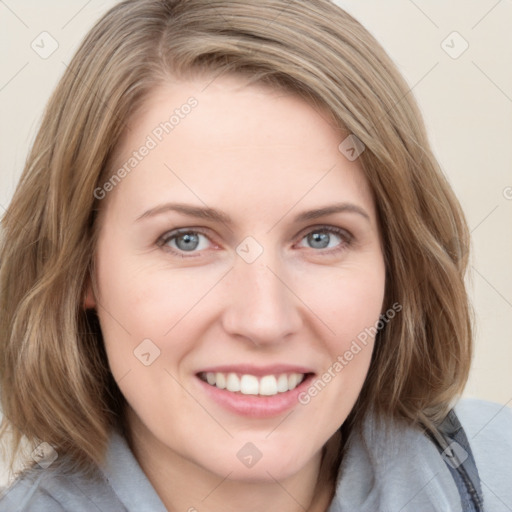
[[0, 0, 472, 483]]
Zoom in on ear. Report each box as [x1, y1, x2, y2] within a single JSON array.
[[83, 276, 97, 310]]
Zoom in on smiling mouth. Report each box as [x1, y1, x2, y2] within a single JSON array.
[[197, 371, 312, 396]]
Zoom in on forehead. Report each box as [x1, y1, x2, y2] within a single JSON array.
[[103, 75, 377, 225]]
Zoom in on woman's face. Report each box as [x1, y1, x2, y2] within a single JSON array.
[[88, 74, 386, 482]]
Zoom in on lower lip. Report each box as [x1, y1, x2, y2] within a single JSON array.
[[195, 374, 315, 418]]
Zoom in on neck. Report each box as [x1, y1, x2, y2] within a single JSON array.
[[126, 410, 336, 512]]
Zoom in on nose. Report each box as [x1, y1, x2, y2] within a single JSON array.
[[221, 254, 303, 346]]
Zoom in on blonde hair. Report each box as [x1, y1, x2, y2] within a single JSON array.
[[0, 0, 472, 480]]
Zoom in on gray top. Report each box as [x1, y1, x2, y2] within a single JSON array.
[[1, 398, 511, 511]]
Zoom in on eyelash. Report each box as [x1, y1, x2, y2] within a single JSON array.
[[157, 225, 353, 258]]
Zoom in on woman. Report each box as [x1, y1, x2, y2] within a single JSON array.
[[0, 1, 510, 511]]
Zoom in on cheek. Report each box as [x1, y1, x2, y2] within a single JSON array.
[[292, 264, 385, 433], [303, 259, 386, 344], [295, 259, 386, 410], [94, 253, 225, 377]]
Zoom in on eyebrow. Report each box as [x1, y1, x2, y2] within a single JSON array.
[[135, 203, 232, 224], [293, 203, 370, 223], [135, 202, 370, 224]]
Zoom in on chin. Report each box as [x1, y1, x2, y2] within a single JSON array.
[[195, 439, 320, 484]]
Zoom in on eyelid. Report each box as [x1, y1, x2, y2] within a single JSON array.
[[158, 227, 209, 241], [157, 224, 354, 257], [157, 227, 217, 253], [293, 224, 354, 254], [294, 224, 353, 243]]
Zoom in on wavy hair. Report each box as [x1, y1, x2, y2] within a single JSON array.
[[0, 0, 472, 479]]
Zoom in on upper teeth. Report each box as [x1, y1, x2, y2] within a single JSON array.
[[201, 372, 306, 396]]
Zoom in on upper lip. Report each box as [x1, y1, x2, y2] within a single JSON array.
[[196, 364, 315, 377]]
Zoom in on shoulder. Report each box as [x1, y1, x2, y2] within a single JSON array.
[[0, 464, 122, 512], [0, 436, 128, 512], [330, 399, 512, 512], [455, 397, 512, 511], [331, 409, 463, 511], [0, 468, 64, 512], [455, 397, 512, 439], [0, 431, 166, 512]]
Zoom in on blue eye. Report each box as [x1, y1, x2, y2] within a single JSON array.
[[160, 230, 211, 253], [298, 227, 350, 251], [157, 225, 351, 257]]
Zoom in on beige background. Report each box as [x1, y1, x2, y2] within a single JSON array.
[[0, 0, 511, 416]]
